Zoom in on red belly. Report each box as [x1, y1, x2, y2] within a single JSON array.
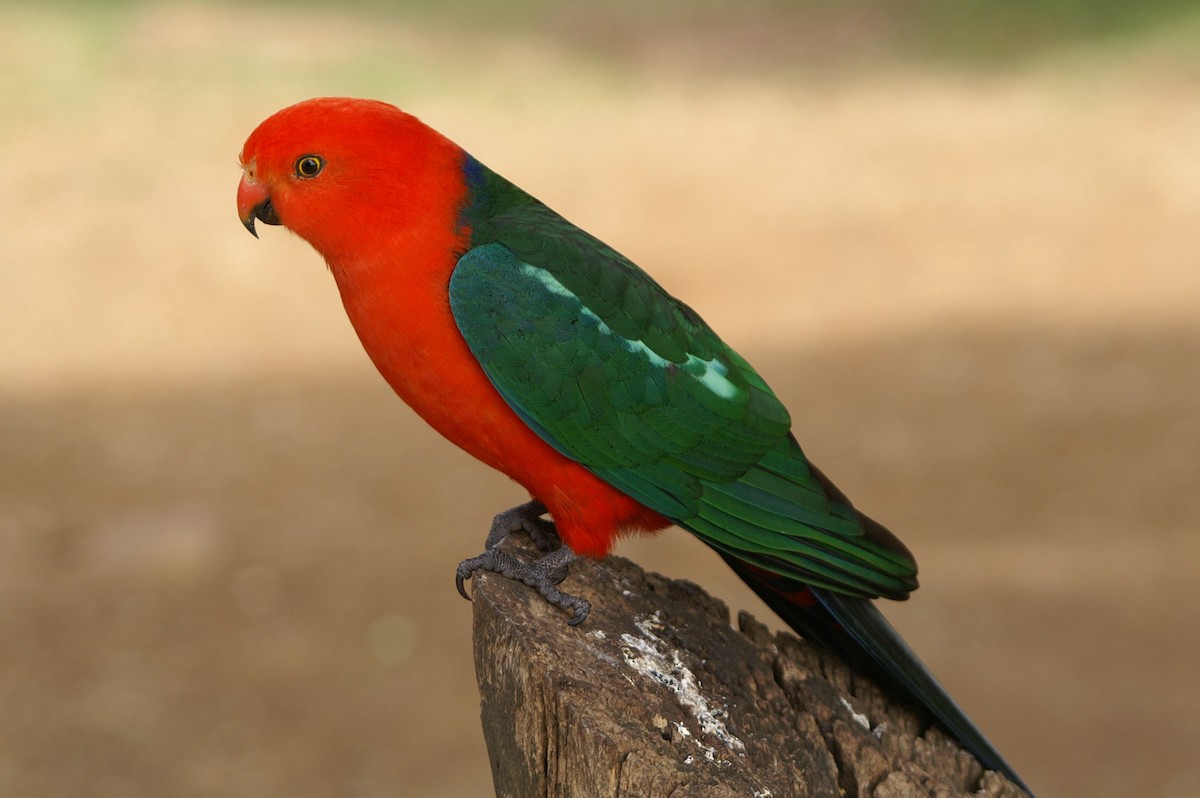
[[332, 262, 670, 557]]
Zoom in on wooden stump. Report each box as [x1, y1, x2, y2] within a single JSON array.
[[471, 537, 1027, 798]]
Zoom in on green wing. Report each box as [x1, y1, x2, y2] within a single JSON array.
[[450, 160, 917, 599]]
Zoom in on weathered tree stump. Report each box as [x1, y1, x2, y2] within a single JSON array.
[[471, 537, 1028, 798]]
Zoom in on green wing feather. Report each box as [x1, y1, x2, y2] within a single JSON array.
[[450, 157, 917, 600]]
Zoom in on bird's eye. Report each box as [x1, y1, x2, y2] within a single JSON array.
[[294, 155, 324, 179]]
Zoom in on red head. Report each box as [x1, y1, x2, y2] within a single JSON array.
[[237, 97, 467, 271]]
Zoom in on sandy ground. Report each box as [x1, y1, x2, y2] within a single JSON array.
[[2, 4, 1199, 797]]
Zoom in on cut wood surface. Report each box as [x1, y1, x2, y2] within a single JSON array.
[[471, 537, 1028, 798]]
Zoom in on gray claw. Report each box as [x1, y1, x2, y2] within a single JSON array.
[[484, 499, 558, 550], [455, 537, 590, 625]]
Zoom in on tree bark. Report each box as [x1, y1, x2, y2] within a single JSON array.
[[471, 537, 1027, 798]]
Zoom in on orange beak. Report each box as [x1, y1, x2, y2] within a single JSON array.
[[237, 173, 280, 238]]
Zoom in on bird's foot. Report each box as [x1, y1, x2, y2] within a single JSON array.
[[457, 501, 590, 625], [483, 499, 561, 552]]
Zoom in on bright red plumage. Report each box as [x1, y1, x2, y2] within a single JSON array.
[[237, 99, 1033, 793], [237, 98, 668, 556]]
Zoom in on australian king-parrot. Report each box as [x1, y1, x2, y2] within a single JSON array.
[[236, 97, 1031, 793]]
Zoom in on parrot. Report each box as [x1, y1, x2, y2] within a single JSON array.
[[237, 97, 1031, 794]]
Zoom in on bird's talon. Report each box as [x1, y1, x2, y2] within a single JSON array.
[[565, 600, 591, 626], [484, 499, 553, 550], [455, 526, 584, 624], [524, 517, 562, 553]]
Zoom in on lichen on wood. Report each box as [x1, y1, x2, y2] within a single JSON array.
[[471, 537, 1027, 798]]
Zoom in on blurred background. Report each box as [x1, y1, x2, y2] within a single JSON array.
[[3, 1, 1199, 796]]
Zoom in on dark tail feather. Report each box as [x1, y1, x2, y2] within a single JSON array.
[[812, 588, 1032, 795], [716, 552, 1033, 795]]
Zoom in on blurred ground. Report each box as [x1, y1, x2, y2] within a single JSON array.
[[2, 3, 1199, 797]]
